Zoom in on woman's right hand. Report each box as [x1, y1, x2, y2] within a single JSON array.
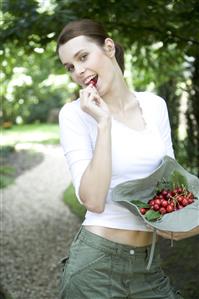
[[80, 85, 111, 124], [78, 84, 112, 212]]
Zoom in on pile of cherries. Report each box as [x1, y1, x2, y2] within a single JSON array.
[[140, 186, 195, 216]]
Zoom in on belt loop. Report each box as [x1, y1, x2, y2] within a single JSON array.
[[145, 245, 150, 258], [146, 228, 157, 271]]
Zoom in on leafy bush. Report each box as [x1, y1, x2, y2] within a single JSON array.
[[63, 184, 86, 221]]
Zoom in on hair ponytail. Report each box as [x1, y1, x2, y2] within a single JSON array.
[[115, 43, 125, 74]]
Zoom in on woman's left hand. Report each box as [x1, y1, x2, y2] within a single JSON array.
[[156, 226, 199, 241]]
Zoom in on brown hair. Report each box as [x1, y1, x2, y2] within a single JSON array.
[[57, 19, 125, 73]]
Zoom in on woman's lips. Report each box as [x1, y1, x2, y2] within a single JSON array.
[[89, 75, 98, 87], [89, 78, 97, 86]]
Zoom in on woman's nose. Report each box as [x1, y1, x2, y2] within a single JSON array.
[[75, 64, 85, 76]]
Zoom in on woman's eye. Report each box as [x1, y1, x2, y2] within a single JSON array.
[[80, 54, 88, 61], [67, 65, 74, 72]]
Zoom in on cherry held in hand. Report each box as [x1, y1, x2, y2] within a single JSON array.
[[89, 78, 97, 86]]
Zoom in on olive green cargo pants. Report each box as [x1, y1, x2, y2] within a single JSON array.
[[59, 226, 183, 299]]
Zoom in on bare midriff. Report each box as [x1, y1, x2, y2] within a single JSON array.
[[84, 225, 154, 247]]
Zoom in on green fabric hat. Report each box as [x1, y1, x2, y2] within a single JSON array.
[[111, 156, 199, 270]]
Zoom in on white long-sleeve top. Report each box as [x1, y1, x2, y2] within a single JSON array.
[[59, 91, 175, 231]]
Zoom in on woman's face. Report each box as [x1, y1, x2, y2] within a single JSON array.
[[58, 35, 116, 96]]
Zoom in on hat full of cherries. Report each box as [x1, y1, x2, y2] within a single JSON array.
[[112, 156, 199, 232], [137, 177, 196, 222]]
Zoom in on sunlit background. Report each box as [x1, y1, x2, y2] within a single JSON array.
[[1, 1, 199, 299]]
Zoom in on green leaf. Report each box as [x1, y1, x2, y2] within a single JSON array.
[[145, 210, 162, 221], [169, 171, 188, 189], [130, 200, 150, 209], [156, 178, 172, 192]]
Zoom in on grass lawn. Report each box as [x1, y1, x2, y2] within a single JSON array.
[[1, 123, 60, 146], [63, 184, 86, 221], [0, 124, 60, 188]]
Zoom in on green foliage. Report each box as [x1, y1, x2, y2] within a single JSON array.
[[1, 124, 60, 146], [130, 200, 150, 208], [1, 1, 199, 53], [0, 144, 16, 188], [0, 41, 77, 124], [0, 165, 15, 175], [155, 172, 188, 192], [63, 184, 86, 221], [0, 174, 15, 189], [1, 0, 199, 172], [145, 209, 161, 221], [170, 171, 188, 189], [0, 166, 15, 188], [0, 124, 55, 189], [0, 145, 15, 156]]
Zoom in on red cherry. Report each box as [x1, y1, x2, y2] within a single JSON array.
[[166, 205, 174, 213], [182, 198, 188, 206], [161, 190, 168, 197], [149, 200, 155, 206], [154, 199, 161, 206], [178, 204, 183, 209], [161, 200, 168, 208], [166, 192, 172, 200], [159, 207, 166, 215], [153, 204, 160, 211], [170, 201, 175, 207], [188, 198, 194, 204], [89, 79, 97, 86], [176, 195, 183, 203], [140, 208, 147, 215], [177, 187, 183, 194], [187, 192, 194, 199]]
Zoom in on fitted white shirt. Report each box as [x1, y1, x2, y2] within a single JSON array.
[[59, 91, 175, 231]]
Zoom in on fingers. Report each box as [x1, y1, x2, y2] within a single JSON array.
[[80, 85, 101, 108], [80, 85, 97, 100], [79, 85, 110, 123]]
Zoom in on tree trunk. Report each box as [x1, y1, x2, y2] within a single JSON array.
[[186, 55, 199, 176], [158, 79, 180, 158]]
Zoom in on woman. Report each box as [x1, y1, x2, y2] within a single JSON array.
[[57, 19, 198, 299]]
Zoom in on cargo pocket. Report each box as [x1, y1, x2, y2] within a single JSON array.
[[67, 240, 111, 295], [69, 245, 107, 278]]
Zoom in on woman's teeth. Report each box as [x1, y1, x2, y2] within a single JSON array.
[[89, 76, 98, 86]]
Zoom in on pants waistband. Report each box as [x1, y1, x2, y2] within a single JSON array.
[[75, 226, 156, 257]]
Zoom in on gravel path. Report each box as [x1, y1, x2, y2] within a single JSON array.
[[0, 145, 81, 299]]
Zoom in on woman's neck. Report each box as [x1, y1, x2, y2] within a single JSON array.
[[103, 75, 135, 114]]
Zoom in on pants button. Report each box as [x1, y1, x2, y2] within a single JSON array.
[[130, 249, 135, 255]]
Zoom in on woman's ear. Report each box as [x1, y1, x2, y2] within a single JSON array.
[[103, 38, 115, 57]]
